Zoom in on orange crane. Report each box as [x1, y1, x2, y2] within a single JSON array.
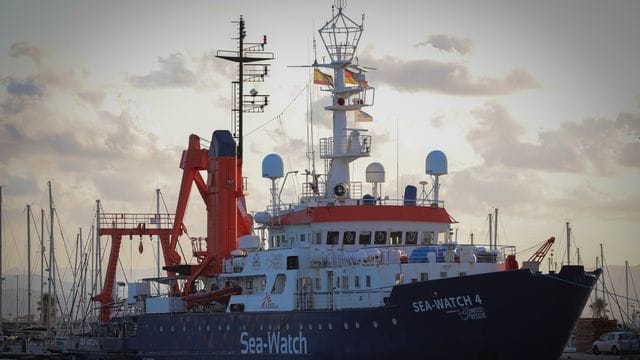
[[521, 237, 555, 273]]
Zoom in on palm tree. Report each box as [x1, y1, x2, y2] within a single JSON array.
[[589, 297, 609, 319]]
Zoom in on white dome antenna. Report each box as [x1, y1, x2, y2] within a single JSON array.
[[262, 154, 284, 215], [365, 162, 385, 199], [425, 150, 448, 204]]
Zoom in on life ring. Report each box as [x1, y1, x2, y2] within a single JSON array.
[[375, 232, 386, 242], [406, 232, 417, 242]]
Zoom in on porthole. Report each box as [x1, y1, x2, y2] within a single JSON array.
[[226, 324, 230, 331], [218, 325, 221, 331], [299, 324, 304, 331], [170, 326, 174, 333], [206, 325, 210, 331], [159, 325, 163, 333], [198, 325, 202, 331], [373, 321, 378, 328], [318, 323, 322, 330], [328, 322, 332, 330], [308, 323, 313, 330], [344, 322, 349, 330], [392, 318, 398, 326], [269, 324, 272, 331], [285, 323, 289, 331], [260, 324, 264, 331], [182, 325, 186, 332], [355, 321, 360, 329]]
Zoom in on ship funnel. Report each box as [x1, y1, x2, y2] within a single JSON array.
[[262, 153, 284, 179]]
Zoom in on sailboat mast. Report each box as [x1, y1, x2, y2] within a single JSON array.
[[0, 186, 3, 335], [626, 260, 629, 324], [40, 208, 44, 325], [47, 180, 56, 334], [566, 222, 571, 265], [27, 204, 31, 323]]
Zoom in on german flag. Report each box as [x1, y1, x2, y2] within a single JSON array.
[[313, 68, 334, 87], [345, 69, 368, 86]]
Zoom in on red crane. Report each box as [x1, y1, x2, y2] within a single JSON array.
[[527, 237, 555, 264]]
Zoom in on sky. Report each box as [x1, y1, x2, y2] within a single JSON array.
[[0, 0, 639, 295]]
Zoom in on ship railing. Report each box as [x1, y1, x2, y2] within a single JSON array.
[[99, 212, 174, 230], [282, 196, 446, 211], [319, 134, 372, 159], [307, 287, 392, 310]]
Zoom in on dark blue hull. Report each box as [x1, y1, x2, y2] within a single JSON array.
[[134, 266, 598, 360]]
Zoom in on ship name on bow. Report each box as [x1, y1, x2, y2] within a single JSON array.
[[240, 331, 308, 355], [412, 294, 486, 320]]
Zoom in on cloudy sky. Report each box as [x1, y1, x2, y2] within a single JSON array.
[[1, 0, 639, 288]]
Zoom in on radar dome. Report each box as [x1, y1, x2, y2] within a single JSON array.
[[365, 162, 385, 183], [262, 153, 284, 179], [425, 150, 448, 175]]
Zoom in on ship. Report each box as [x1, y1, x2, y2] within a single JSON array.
[[59, 3, 600, 360]]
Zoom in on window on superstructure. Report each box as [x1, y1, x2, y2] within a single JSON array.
[[315, 278, 321, 290], [271, 274, 286, 294], [420, 273, 429, 281], [405, 231, 418, 245], [313, 232, 322, 245], [358, 231, 371, 245], [365, 275, 371, 288], [420, 232, 434, 245], [374, 231, 387, 245], [390, 231, 402, 245], [341, 275, 349, 290], [343, 231, 356, 245], [354, 275, 360, 288], [327, 231, 340, 245], [300, 233, 306, 243], [440, 272, 447, 278], [246, 280, 253, 289]]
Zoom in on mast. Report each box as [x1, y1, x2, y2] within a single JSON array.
[[216, 16, 273, 162], [156, 188, 160, 296], [566, 222, 571, 265], [317, 3, 373, 199], [0, 186, 3, 335], [626, 260, 629, 324], [40, 208, 44, 325], [600, 244, 605, 301], [488, 213, 493, 249], [494, 208, 498, 248], [47, 181, 55, 333], [27, 204, 31, 323]]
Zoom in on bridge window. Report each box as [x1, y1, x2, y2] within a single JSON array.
[[354, 275, 361, 288], [389, 231, 402, 245], [327, 231, 339, 245], [313, 232, 322, 245], [420, 232, 434, 245], [271, 274, 286, 294], [343, 231, 356, 245], [365, 275, 371, 288], [358, 231, 371, 245], [405, 231, 418, 245], [341, 275, 349, 290], [374, 231, 387, 245]]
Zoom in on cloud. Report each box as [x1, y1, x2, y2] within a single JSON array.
[[6, 77, 44, 97], [363, 55, 539, 95], [467, 102, 640, 174], [415, 34, 473, 55], [128, 51, 233, 89], [10, 41, 42, 64], [129, 53, 196, 88]]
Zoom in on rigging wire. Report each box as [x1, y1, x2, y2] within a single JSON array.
[[245, 84, 308, 137]]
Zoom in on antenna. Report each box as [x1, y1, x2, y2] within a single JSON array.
[[216, 16, 274, 161]]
